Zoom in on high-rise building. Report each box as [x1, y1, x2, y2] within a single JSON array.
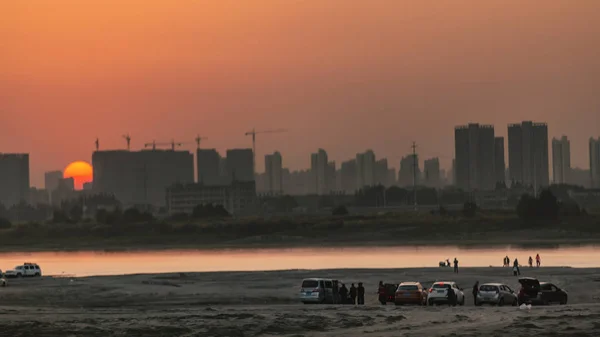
[[327, 161, 336, 192], [398, 154, 420, 187], [423, 157, 441, 188], [508, 121, 550, 189], [0, 153, 30, 206], [494, 137, 506, 185], [590, 137, 600, 188], [310, 149, 328, 195], [374, 158, 389, 186], [44, 171, 63, 192], [387, 169, 396, 187], [197, 149, 221, 185], [92, 149, 194, 206], [356, 150, 376, 189], [264, 151, 283, 195], [454, 123, 496, 191], [340, 159, 357, 193], [225, 149, 254, 182], [552, 136, 571, 184]]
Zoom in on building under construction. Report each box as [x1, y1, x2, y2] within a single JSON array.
[[92, 149, 194, 207]]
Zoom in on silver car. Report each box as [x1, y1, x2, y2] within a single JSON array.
[[475, 283, 518, 306], [299, 278, 338, 304]]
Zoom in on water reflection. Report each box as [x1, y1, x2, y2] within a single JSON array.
[[0, 245, 599, 277]]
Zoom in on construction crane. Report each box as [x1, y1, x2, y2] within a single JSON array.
[[122, 133, 131, 150], [195, 135, 208, 150], [144, 139, 193, 151], [244, 128, 287, 172]]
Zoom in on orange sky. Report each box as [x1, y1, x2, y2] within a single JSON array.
[[1, 0, 599, 187]]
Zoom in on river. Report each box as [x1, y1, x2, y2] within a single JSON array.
[[1, 245, 599, 277]]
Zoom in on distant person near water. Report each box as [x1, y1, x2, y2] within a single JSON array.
[[528, 256, 533, 268], [357, 282, 365, 305], [536, 254, 541, 267], [453, 258, 459, 273], [503, 256, 510, 267], [513, 258, 521, 276]]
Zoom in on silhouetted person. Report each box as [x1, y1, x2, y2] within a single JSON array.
[[513, 258, 520, 275], [446, 285, 456, 306], [536, 254, 541, 267], [504, 255, 510, 267], [528, 256, 533, 268], [339, 284, 349, 304], [453, 258, 459, 273], [446, 258, 451, 267], [472, 281, 479, 305], [378, 281, 386, 304], [357, 282, 365, 305], [349, 283, 357, 305]]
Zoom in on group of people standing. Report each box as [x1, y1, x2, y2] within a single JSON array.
[[337, 282, 365, 305], [503, 254, 541, 276]]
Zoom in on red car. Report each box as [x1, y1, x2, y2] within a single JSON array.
[[395, 282, 427, 305]]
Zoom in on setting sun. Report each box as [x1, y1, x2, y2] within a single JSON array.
[[64, 161, 93, 190]]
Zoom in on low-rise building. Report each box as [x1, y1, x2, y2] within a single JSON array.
[[166, 181, 256, 215]]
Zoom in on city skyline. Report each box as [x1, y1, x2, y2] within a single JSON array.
[[2, 0, 600, 187]]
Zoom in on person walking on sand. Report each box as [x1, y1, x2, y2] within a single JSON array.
[[536, 254, 541, 267], [528, 256, 533, 268], [472, 281, 479, 305], [357, 282, 365, 305], [453, 258, 459, 273], [505, 256, 510, 267], [513, 258, 520, 276], [349, 283, 357, 305], [447, 284, 456, 306]]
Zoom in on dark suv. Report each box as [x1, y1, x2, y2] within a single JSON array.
[[518, 277, 568, 305]]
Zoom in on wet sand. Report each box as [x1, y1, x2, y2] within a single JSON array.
[[1, 267, 600, 336]]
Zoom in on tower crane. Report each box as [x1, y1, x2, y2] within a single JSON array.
[[244, 128, 287, 173], [195, 135, 208, 150], [122, 133, 131, 151]]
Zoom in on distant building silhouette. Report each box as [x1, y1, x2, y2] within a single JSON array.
[[197, 149, 221, 185], [167, 180, 256, 215], [225, 149, 254, 182], [590, 137, 600, 188], [552, 136, 571, 184], [92, 149, 194, 207], [311, 149, 329, 195], [454, 123, 496, 191], [265, 151, 283, 195], [398, 154, 420, 187], [340, 159, 357, 193], [375, 158, 390, 186], [0, 153, 30, 206], [423, 157, 441, 188], [356, 150, 375, 189], [508, 121, 549, 190], [494, 137, 506, 185], [44, 170, 63, 204]]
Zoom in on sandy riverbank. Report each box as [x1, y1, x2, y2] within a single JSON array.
[[1, 267, 600, 336]]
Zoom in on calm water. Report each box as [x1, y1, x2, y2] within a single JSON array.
[[1, 246, 599, 277]]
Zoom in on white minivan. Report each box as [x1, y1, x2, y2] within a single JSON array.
[[299, 278, 339, 304]]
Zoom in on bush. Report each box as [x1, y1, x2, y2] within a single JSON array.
[[516, 189, 560, 221], [332, 205, 349, 216], [0, 217, 11, 229], [192, 204, 230, 219]]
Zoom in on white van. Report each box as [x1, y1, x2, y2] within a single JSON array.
[[299, 278, 339, 304]]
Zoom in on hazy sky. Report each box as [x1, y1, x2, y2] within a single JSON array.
[[2, 0, 599, 187]]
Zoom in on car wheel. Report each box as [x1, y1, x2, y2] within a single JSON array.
[[459, 297, 465, 306], [512, 298, 518, 306], [428, 299, 434, 306], [498, 298, 504, 307], [17, 273, 22, 278], [560, 297, 567, 305], [34, 273, 40, 277]]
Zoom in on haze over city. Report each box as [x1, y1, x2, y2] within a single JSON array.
[[2, 0, 599, 188]]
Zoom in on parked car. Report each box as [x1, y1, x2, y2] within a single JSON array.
[[518, 277, 568, 305], [4, 263, 42, 278], [299, 278, 339, 304], [394, 282, 427, 306], [427, 281, 465, 306], [475, 283, 518, 306]]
